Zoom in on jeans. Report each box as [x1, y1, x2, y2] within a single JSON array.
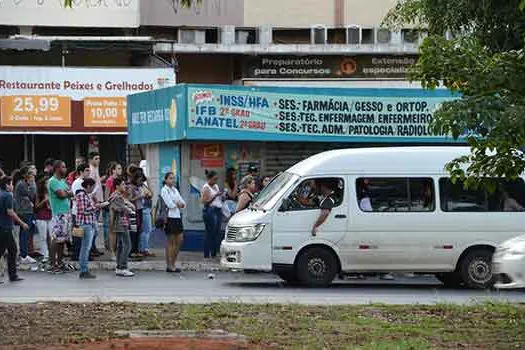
[[79, 224, 95, 273], [202, 206, 222, 258], [102, 209, 110, 243], [91, 223, 98, 252], [130, 209, 142, 254], [0, 228, 18, 279], [19, 213, 34, 258], [116, 230, 131, 270], [35, 220, 50, 258], [140, 208, 152, 252]]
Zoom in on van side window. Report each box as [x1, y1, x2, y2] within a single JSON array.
[[286, 177, 344, 211], [356, 178, 435, 212], [439, 178, 525, 212]]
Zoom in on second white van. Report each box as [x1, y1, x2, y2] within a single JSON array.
[[220, 147, 525, 289]]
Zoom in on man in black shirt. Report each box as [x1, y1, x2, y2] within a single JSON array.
[[0, 176, 28, 283], [312, 180, 336, 236]]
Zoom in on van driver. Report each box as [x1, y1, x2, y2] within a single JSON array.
[[311, 181, 336, 236]]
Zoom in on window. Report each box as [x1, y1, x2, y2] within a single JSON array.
[[439, 178, 525, 212], [284, 177, 344, 211], [356, 178, 435, 212]]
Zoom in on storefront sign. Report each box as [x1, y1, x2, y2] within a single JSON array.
[[127, 84, 459, 144], [1, 95, 71, 127], [243, 55, 418, 79], [187, 85, 458, 141], [83, 97, 127, 128], [0, 66, 174, 131]]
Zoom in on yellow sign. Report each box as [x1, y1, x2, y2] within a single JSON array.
[[169, 98, 177, 129], [83, 97, 127, 127], [0, 95, 71, 127]]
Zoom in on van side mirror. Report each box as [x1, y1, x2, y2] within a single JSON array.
[[279, 198, 291, 212]]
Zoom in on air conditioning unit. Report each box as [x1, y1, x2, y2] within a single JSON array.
[[376, 28, 392, 44], [311, 25, 327, 44], [361, 28, 375, 44], [258, 25, 273, 45], [236, 31, 250, 44], [178, 29, 206, 44], [346, 25, 360, 44]]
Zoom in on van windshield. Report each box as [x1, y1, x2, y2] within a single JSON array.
[[253, 172, 298, 211]]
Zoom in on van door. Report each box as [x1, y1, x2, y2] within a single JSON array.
[[272, 176, 347, 265], [343, 177, 440, 271]]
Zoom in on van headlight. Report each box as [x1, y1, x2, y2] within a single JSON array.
[[234, 224, 265, 242]]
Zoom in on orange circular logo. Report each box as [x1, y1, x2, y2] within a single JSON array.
[[340, 58, 357, 75]]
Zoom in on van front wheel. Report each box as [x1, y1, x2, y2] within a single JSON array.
[[296, 247, 338, 287], [459, 249, 495, 289]]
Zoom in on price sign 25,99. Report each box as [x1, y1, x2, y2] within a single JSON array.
[[0, 95, 72, 127]]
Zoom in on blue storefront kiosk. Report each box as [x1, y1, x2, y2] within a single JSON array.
[[127, 83, 457, 251]]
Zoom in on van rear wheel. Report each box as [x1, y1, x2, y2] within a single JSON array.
[[459, 249, 495, 289], [296, 247, 338, 287]]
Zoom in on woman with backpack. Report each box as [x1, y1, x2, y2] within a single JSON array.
[[160, 172, 186, 273]]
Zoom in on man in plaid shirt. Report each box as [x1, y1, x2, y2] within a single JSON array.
[[74, 178, 99, 279]]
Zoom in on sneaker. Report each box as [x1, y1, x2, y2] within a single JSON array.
[[9, 276, 23, 282], [79, 272, 96, 279], [20, 256, 37, 265], [380, 273, 395, 280], [41, 257, 49, 264], [110, 254, 117, 262], [116, 269, 134, 277], [166, 268, 182, 273]]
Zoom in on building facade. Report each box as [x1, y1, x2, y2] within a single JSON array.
[[1, 0, 434, 250]]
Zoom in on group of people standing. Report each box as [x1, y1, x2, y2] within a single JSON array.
[[0, 158, 274, 283], [0, 153, 155, 282], [200, 165, 272, 259]]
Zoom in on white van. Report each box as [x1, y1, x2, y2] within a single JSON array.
[[220, 147, 525, 289]]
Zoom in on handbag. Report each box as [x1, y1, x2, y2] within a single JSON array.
[[154, 194, 169, 228], [71, 226, 84, 238]]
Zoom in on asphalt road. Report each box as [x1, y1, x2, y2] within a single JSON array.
[[0, 271, 523, 305]]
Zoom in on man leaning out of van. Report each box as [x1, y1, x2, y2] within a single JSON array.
[[311, 180, 337, 236]]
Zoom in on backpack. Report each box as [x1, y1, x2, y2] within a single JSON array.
[[153, 194, 169, 228]]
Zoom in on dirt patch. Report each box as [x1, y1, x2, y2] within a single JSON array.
[[10, 337, 251, 350]]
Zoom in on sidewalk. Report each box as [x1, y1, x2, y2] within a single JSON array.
[[17, 249, 228, 273], [89, 249, 227, 272]]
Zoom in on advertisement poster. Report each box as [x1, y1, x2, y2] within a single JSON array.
[[0, 66, 174, 130], [188, 85, 456, 140], [191, 144, 225, 168], [243, 55, 418, 79]]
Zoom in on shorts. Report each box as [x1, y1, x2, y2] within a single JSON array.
[[50, 213, 72, 243], [165, 218, 183, 236]]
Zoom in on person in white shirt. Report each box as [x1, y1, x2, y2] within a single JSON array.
[[160, 172, 186, 273], [200, 170, 223, 259]]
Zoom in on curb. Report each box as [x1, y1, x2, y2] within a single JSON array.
[[17, 261, 230, 273]]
